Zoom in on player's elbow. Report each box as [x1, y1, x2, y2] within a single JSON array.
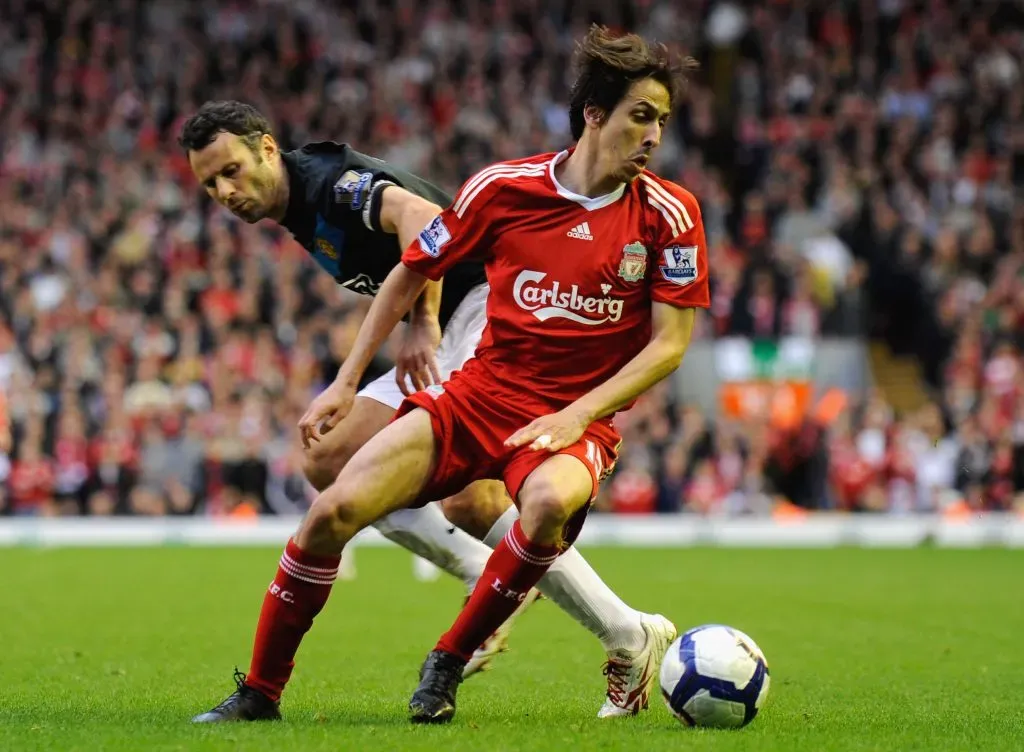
[[655, 337, 688, 374], [664, 347, 686, 373], [651, 306, 695, 373]]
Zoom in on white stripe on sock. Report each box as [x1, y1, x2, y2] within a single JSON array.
[[504, 529, 559, 566], [280, 557, 337, 585], [281, 552, 339, 577]]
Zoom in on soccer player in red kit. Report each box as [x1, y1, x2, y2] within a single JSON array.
[[194, 26, 707, 724]]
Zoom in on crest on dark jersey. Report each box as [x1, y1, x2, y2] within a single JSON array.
[[315, 237, 338, 259]]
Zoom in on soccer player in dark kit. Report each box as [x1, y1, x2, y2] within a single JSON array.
[[182, 100, 675, 722]]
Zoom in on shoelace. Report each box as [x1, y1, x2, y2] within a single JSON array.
[[209, 668, 251, 712], [602, 659, 630, 706]]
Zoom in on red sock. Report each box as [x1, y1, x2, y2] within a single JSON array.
[[437, 521, 559, 660], [245, 538, 340, 702]]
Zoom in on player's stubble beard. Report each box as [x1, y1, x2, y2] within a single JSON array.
[[604, 128, 653, 185], [236, 156, 287, 224], [575, 131, 640, 192], [610, 150, 649, 185]]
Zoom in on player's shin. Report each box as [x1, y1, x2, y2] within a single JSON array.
[[246, 538, 340, 702], [483, 504, 645, 652], [436, 520, 559, 660]]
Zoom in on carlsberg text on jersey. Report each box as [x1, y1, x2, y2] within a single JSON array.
[[513, 270, 624, 325]]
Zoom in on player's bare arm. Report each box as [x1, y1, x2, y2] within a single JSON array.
[[568, 302, 694, 422], [377, 185, 446, 392], [376, 184, 444, 325], [506, 303, 695, 452], [298, 263, 429, 446], [399, 283, 444, 395]]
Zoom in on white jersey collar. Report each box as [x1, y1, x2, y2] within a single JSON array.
[[548, 150, 626, 211]]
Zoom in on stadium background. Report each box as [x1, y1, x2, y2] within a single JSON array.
[[3, 3, 1024, 751], [0, 0, 1022, 527]]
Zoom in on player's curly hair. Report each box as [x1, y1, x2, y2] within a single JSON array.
[[568, 25, 698, 141], [178, 100, 273, 154]]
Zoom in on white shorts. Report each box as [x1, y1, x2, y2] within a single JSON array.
[[358, 283, 489, 410]]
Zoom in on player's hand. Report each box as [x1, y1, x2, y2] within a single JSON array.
[[504, 407, 592, 453], [298, 381, 356, 448], [396, 317, 442, 396]]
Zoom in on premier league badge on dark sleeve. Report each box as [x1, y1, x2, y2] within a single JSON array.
[[333, 170, 374, 210]]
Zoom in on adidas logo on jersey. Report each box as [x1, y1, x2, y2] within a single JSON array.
[[566, 222, 593, 240]]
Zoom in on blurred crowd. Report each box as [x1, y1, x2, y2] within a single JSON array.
[[0, 0, 1022, 517]]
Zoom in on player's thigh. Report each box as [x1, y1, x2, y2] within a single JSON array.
[[317, 407, 439, 530], [440, 479, 513, 540], [516, 453, 595, 539], [303, 396, 396, 471]]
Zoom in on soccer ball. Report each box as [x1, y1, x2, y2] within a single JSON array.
[[660, 624, 770, 728]]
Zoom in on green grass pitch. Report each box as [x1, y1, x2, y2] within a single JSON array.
[[3, 545, 1022, 751]]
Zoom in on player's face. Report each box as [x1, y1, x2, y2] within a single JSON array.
[[597, 78, 672, 183], [188, 132, 281, 223]]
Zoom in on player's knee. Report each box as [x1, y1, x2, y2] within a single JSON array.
[[440, 494, 486, 539], [438, 494, 472, 528], [519, 478, 577, 532], [301, 485, 365, 552]]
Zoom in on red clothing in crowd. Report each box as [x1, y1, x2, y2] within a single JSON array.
[[9, 458, 55, 512]]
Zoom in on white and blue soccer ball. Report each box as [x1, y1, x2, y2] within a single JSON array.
[[660, 624, 770, 728]]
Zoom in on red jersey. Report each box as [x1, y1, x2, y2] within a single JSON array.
[[402, 151, 709, 423]]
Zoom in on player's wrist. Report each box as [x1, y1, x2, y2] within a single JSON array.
[[333, 366, 362, 392], [568, 400, 599, 427]]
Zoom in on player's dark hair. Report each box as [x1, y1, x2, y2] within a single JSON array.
[[178, 100, 273, 154], [568, 25, 698, 141]]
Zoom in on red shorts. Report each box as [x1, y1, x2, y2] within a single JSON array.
[[395, 379, 620, 542]]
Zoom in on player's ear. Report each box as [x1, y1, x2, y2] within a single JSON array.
[[583, 104, 607, 129], [260, 133, 278, 160]]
